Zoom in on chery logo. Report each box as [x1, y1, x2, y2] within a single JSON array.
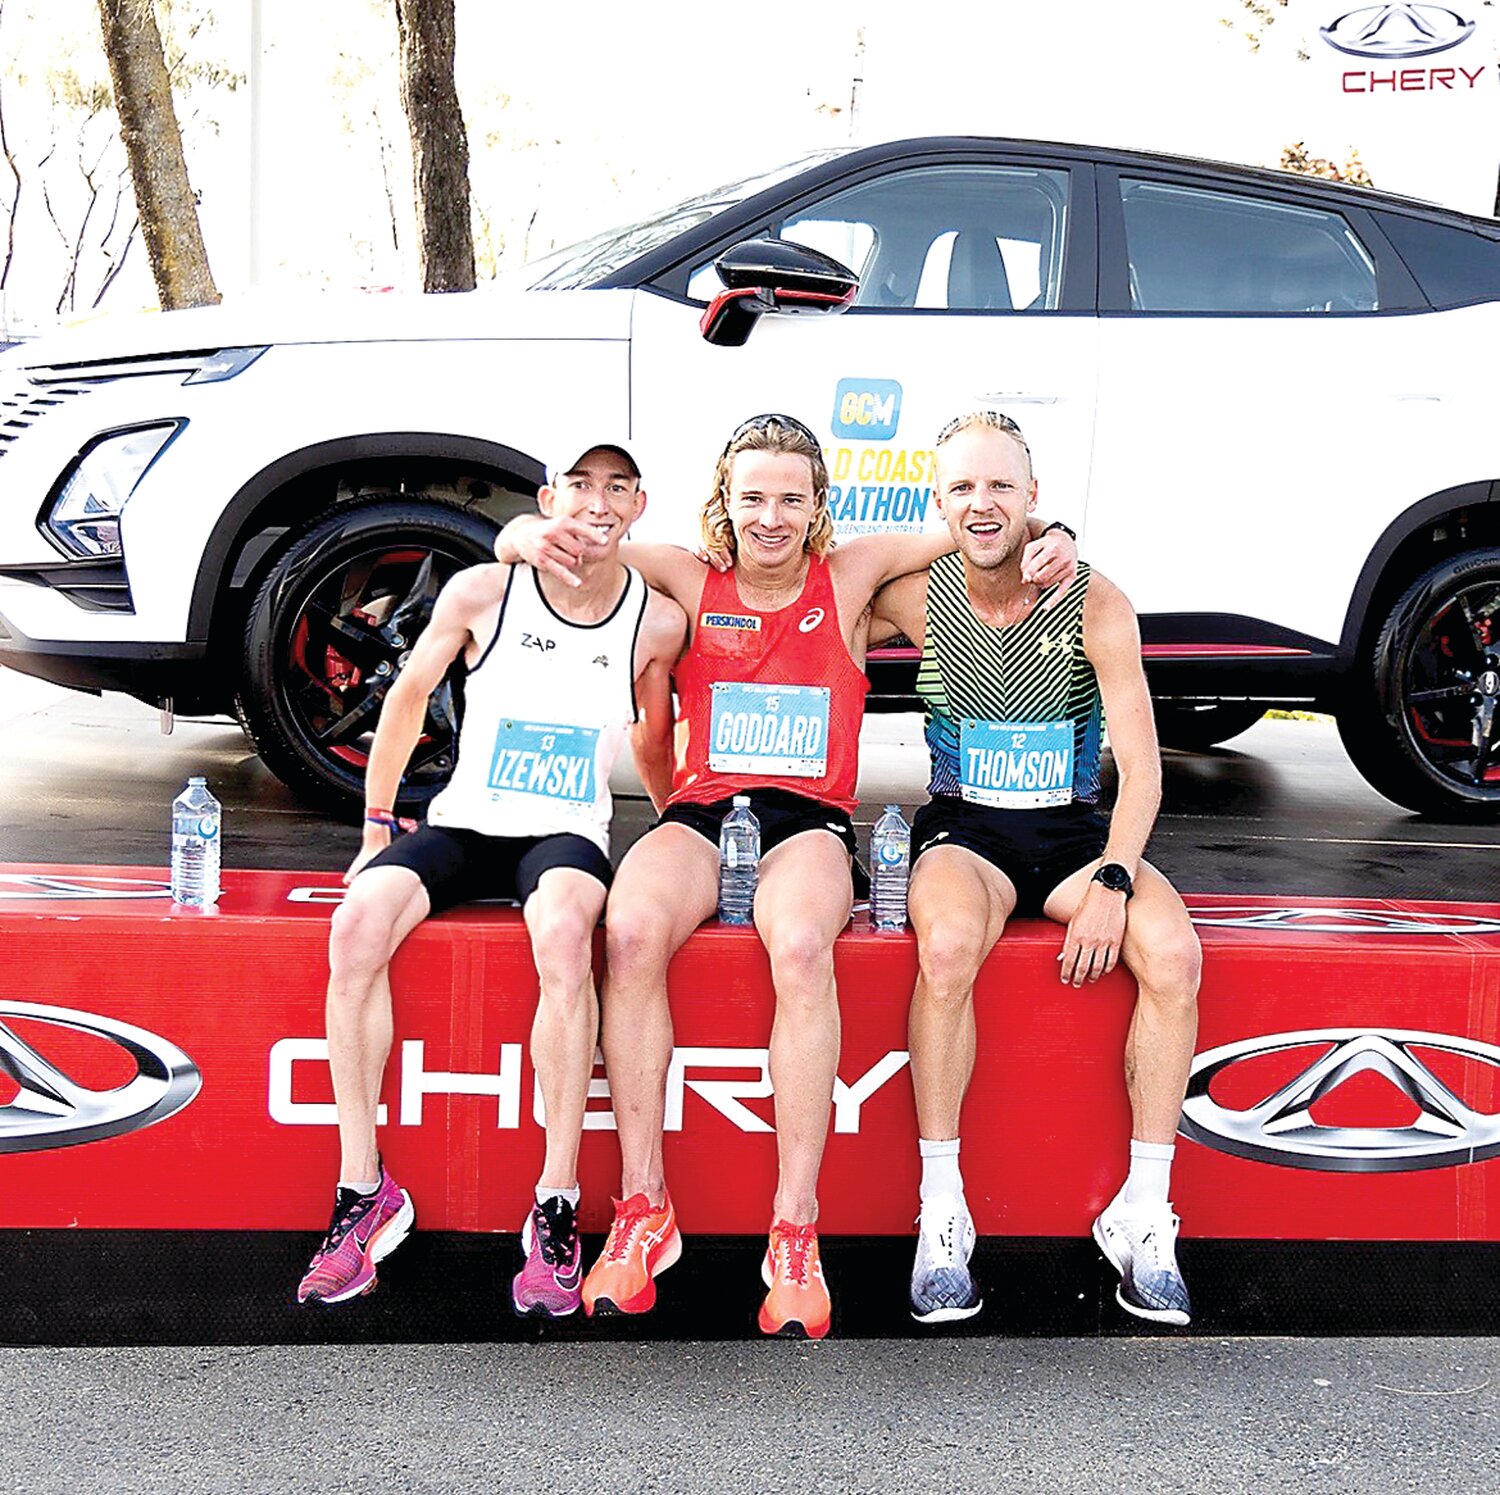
[[0, 1001, 202, 1153], [269, 1038, 908, 1134], [1180, 1027, 1500, 1173], [1321, 5, 1475, 58]]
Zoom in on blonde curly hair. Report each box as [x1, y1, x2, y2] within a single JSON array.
[[701, 415, 834, 560]]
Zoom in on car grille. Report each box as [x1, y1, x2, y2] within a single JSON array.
[[0, 380, 94, 459]]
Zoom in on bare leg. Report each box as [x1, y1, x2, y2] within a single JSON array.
[[602, 824, 718, 1203], [1043, 861, 1202, 1145], [325, 866, 431, 1182], [906, 846, 1015, 1140], [752, 831, 854, 1226], [523, 866, 608, 1191]]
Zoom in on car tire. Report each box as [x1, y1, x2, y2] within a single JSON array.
[[1153, 700, 1266, 751], [1337, 548, 1500, 819], [235, 498, 499, 821]]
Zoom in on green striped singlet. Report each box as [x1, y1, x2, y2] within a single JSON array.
[[918, 555, 1103, 807]]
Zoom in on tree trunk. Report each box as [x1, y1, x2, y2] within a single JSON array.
[[96, 0, 218, 309], [394, 0, 475, 293]]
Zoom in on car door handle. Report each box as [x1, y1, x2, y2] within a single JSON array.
[[976, 392, 1060, 404]]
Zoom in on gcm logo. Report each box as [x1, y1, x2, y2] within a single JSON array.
[[831, 378, 902, 441]]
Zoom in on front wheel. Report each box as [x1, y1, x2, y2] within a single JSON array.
[[1337, 548, 1500, 819], [235, 499, 499, 820]]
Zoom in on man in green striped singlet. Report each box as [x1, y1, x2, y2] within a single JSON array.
[[870, 410, 1203, 1329]]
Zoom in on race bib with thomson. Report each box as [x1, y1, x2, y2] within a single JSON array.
[[959, 719, 1074, 809], [709, 682, 830, 779], [487, 720, 599, 803]]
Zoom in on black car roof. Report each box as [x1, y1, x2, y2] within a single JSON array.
[[841, 135, 1494, 228]]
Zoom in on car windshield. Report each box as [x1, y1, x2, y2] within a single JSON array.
[[520, 149, 852, 291]]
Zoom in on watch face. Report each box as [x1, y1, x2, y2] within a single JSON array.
[[1096, 863, 1131, 892]]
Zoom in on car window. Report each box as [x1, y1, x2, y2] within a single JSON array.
[[1120, 179, 1379, 313], [1376, 211, 1500, 310], [686, 164, 1070, 312]]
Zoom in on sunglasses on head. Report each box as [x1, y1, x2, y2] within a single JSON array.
[[935, 410, 1026, 446], [722, 412, 823, 456]]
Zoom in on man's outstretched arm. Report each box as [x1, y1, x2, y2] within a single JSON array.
[[831, 517, 1077, 602], [344, 565, 502, 882], [494, 513, 706, 605]]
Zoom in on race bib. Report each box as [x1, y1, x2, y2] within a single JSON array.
[[959, 719, 1074, 809], [487, 720, 599, 803], [709, 682, 829, 778]]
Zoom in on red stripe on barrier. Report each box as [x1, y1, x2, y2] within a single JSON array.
[[2, 865, 1498, 1240]]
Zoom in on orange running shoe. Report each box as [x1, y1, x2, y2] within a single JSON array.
[[758, 1219, 832, 1339], [582, 1192, 682, 1316]]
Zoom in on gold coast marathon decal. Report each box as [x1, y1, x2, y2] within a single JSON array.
[[826, 377, 933, 535]]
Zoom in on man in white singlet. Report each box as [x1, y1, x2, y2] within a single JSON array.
[[295, 442, 685, 1318]]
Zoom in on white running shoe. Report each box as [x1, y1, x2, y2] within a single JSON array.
[[909, 1193, 983, 1324], [1092, 1196, 1192, 1326]]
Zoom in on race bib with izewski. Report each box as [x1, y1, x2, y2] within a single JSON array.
[[959, 719, 1074, 808], [709, 682, 830, 778], [487, 720, 600, 803]]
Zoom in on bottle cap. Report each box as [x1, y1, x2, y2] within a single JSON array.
[[189, 776, 206, 785], [732, 794, 750, 807]]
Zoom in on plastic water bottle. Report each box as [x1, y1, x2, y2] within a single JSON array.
[[171, 776, 222, 906], [717, 795, 760, 925], [870, 804, 911, 932]]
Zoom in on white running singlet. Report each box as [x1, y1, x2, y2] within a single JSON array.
[[426, 563, 648, 853]]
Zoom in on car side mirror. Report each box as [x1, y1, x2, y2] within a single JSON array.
[[699, 237, 859, 348]]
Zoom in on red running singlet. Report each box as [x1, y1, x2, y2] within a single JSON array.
[[669, 556, 869, 814]]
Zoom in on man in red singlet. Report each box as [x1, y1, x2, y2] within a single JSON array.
[[497, 414, 1076, 1337]]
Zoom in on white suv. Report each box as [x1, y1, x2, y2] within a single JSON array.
[[3, 136, 1500, 819]]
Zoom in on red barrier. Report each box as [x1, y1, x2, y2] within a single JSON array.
[[2, 864, 1499, 1240]]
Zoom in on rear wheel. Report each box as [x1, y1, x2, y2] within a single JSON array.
[[1337, 548, 1500, 819], [1153, 699, 1265, 751], [235, 499, 498, 820]]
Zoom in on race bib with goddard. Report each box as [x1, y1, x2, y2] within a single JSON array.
[[959, 719, 1074, 809], [709, 682, 830, 779], [487, 719, 600, 803]]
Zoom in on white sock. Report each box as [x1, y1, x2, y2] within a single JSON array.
[[536, 1183, 581, 1210], [337, 1178, 379, 1196], [1122, 1139, 1175, 1208], [918, 1137, 963, 1204]]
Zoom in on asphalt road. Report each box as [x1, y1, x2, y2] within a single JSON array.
[[1, 1338, 1496, 1493], [5, 670, 1500, 1492]]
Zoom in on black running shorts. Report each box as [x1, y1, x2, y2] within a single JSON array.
[[910, 795, 1109, 918], [361, 823, 611, 915], [658, 788, 859, 864]]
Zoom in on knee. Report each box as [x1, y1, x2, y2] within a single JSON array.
[[328, 897, 395, 983], [916, 921, 988, 1007], [530, 906, 597, 995], [604, 899, 676, 981], [1133, 928, 1202, 1012], [763, 923, 834, 994]]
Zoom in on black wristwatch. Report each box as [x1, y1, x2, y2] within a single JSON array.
[[1092, 862, 1134, 900], [1040, 519, 1077, 542]]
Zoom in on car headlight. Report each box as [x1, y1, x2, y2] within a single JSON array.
[[44, 422, 180, 559]]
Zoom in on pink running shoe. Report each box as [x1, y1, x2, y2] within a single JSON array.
[[296, 1164, 414, 1305], [512, 1194, 583, 1318]]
